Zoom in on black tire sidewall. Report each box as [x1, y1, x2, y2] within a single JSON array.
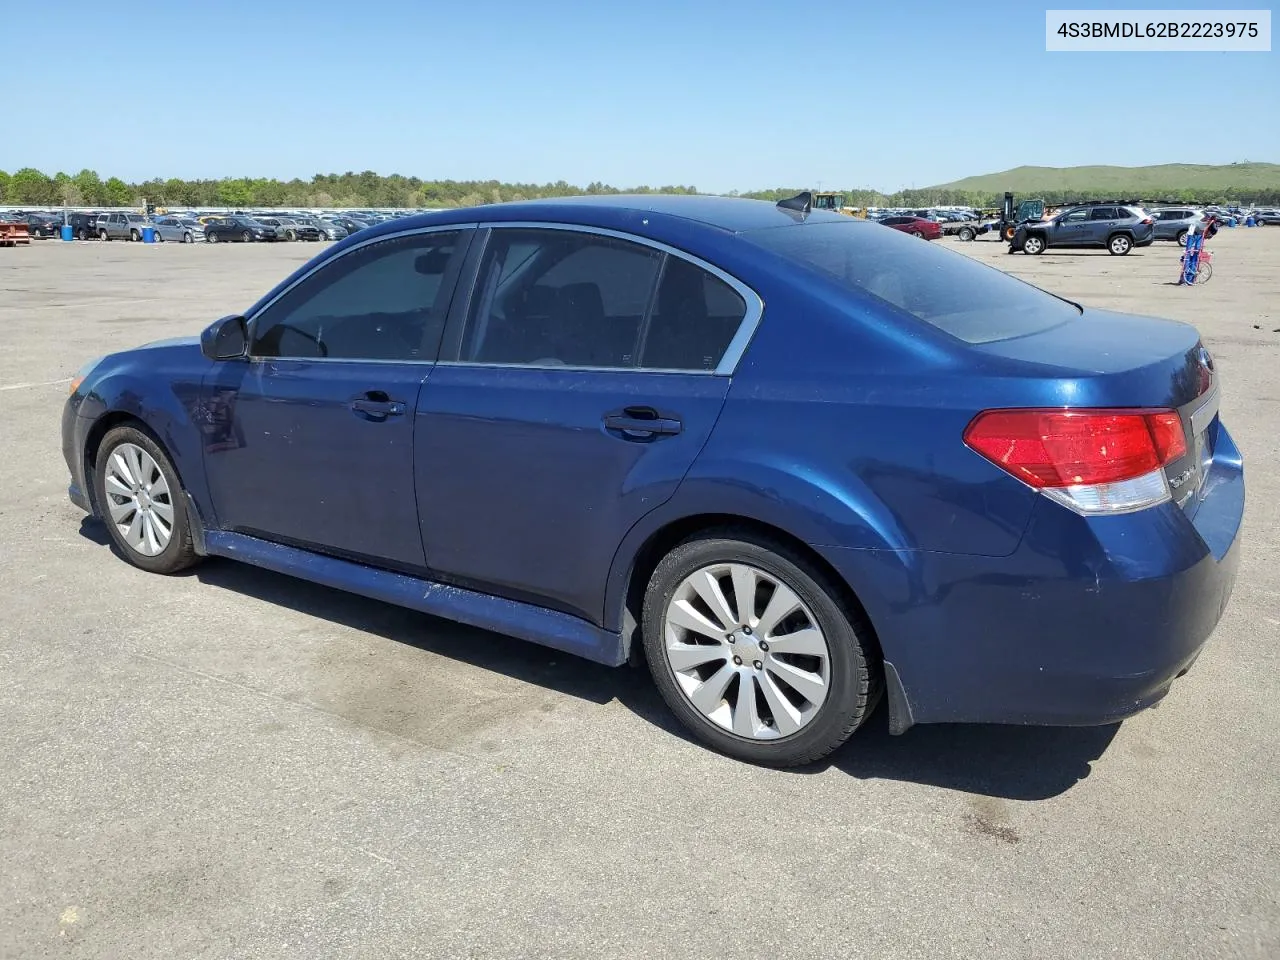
[[93, 425, 197, 575], [641, 533, 872, 767]]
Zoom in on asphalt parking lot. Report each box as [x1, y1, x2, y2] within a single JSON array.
[[2, 232, 1277, 959]]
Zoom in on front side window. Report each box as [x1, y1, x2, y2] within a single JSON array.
[[250, 230, 462, 361], [1061, 208, 1089, 223]]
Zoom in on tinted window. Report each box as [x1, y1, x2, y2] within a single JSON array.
[[641, 257, 747, 371], [461, 229, 661, 368], [1061, 208, 1089, 223], [250, 230, 462, 361], [746, 221, 1079, 345], [1090, 207, 1118, 220]]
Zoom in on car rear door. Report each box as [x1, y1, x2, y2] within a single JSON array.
[[1087, 206, 1119, 245], [415, 225, 757, 623], [201, 226, 472, 571]]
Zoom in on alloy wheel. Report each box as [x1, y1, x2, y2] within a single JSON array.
[[662, 562, 831, 740], [103, 443, 175, 557]]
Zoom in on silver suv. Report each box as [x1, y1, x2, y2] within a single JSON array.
[[95, 212, 151, 241], [1150, 208, 1205, 245]]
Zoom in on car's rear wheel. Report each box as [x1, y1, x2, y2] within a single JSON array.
[[1022, 234, 1045, 255], [242, 230, 252, 242], [78, 228, 90, 241], [93, 426, 199, 575], [129, 229, 140, 242], [1108, 234, 1133, 255], [908, 229, 922, 238], [957, 226, 975, 241], [1176, 230, 1190, 246], [642, 531, 876, 767], [285, 229, 296, 241]]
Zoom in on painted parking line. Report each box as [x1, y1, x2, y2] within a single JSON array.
[[0, 377, 72, 391]]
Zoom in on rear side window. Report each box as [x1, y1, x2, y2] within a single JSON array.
[[1090, 207, 1118, 220], [641, 257, 747, 371], [746, 221, 1080, 345], [460, 228, 748, 371]]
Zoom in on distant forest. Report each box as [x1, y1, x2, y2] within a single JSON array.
[[2, 164, 1278, 209]]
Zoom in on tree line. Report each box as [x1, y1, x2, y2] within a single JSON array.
[[2, 167, 1277, 209]]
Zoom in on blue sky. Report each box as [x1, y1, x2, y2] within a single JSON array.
[[5, 0, 1276, 191]]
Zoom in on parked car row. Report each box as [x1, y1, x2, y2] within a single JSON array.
[[0, 207, 424, 243]]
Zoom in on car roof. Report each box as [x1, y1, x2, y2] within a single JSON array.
[[356, 194, 855, 239]]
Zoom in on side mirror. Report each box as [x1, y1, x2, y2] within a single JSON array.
[[201, 315, 248, 361]]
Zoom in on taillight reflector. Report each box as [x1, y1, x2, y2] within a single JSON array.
[[963, 409, 1187, 488]]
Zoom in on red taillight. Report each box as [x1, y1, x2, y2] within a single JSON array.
[[963, 409, 1187, 488]]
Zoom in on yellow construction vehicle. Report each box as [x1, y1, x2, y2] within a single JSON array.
[[811, 192, 868, 218]]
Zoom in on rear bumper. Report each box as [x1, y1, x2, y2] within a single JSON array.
[[821, 423, 1245, 729]]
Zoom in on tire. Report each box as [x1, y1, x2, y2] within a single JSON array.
[[241, 230, 252, 243], [207, 231, 218, 243], [1002, 225, 1016, 242], [1108, 234, 1133, 255], [641, 530, 877, 768], [1022, 234, 1046, 255], [957, 226, 975, 241], [908, 229, 922, 238], [78, 228, 90, 241], [93, 425, 199, 575], [1176, 230, 1189, 246], [183, 232, 193, 243], [285, 229, 296, 241], [1195, 261, 1213, 284], [99, 230, 111, 241], [129, 229, 140, 242], [154, 231, 164, 242]]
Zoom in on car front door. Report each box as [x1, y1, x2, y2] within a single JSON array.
[[201, 226, 472, 570], [1053, 207, 1090, 246], [416, 225, 755, 623]]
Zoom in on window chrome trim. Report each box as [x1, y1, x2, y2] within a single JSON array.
[[446, 220, 765, 376], [244, 222, 479, 362]]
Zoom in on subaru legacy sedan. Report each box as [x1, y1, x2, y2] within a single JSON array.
[[62, 194, 1244, 767]]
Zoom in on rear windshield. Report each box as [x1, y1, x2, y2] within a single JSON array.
[[745, 221, 1080, 344]]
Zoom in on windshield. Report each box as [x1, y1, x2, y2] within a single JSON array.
[[745, 221, 1080, 345]]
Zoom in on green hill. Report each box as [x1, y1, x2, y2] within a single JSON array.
[[921, 163, 1280, 203]]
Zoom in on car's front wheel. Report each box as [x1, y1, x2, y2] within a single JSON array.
[[642, 531, 877, 767], [99, 230, 111, 241], [183, 231, 193, 243], [1108, 234, 1133, 255], [242, 230, 252, 242], [207, 231, 218, 243], [1022, 234, 1046, 255], [93, 425, 199, 575]]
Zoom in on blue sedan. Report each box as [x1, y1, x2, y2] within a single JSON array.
[[61, 193, 1244, 767]]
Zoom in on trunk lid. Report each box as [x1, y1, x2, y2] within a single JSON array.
[[973, 308, 1218, 517]]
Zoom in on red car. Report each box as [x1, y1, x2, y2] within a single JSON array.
[[878, 215, 942, 240]]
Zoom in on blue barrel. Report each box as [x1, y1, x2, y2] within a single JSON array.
[[141, 226, 157, 243], [60, 224, 74, 241]]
